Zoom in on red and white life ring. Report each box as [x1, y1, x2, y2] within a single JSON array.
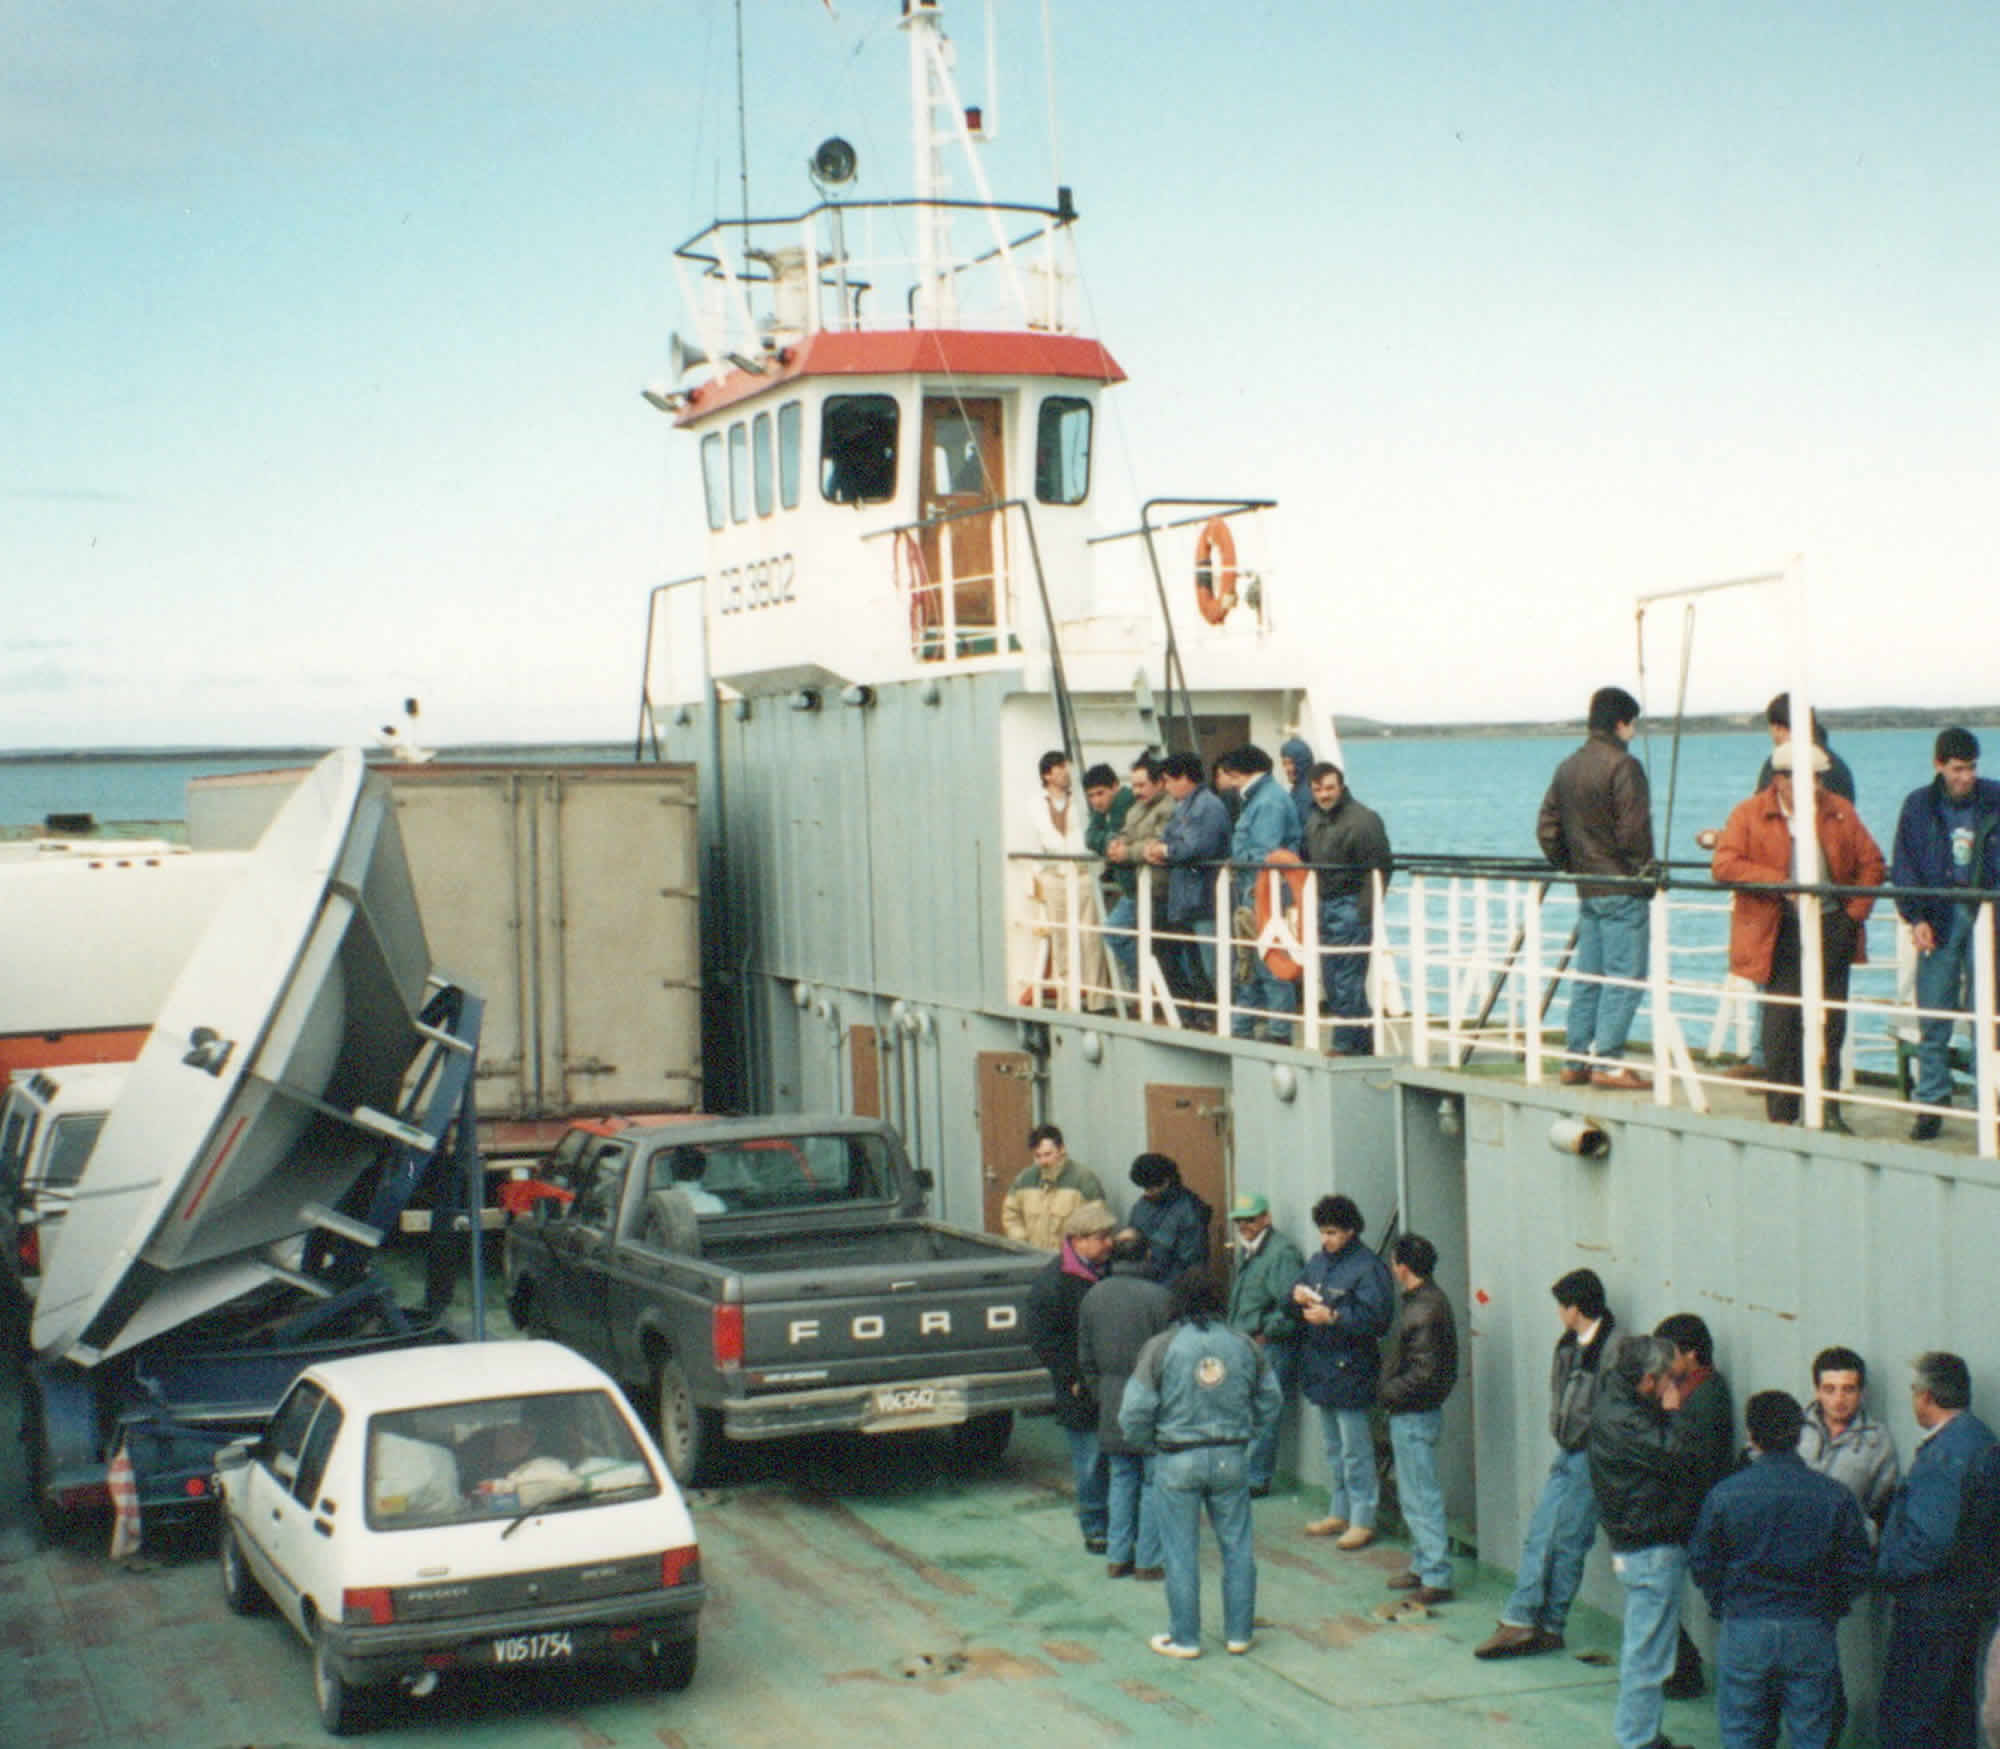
[[1194, 517, 1238, 624], [1255, 848, 1311, 982]]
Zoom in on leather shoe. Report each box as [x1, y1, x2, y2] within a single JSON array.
[[1474, 1622, 1562, 1659], [1106, 1561, 1134, 1579], [1591, 1068, 1650, 1091], [1386, 1571, 1422, 1590], [1304, 1516, 1348, 1537], [1334, 1525, 1375, 1550], [1559, 1067, 1592, 1086], [1084, 1537, 1108, 1555], [1911, 1114, 1943, 1141], [1411, 1586, 1455, 1606], [1132, 1566, 1164, 1582]]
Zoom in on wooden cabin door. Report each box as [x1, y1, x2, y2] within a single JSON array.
[[918, 397, 1005, 652], [1144, 1083, 1230, 1275]]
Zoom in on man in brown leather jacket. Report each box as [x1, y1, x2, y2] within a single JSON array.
[[1537, 686, 1656, 1090], [1380, 1234, 1459, 1604]]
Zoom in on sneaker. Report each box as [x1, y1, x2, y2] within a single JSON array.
[[1148, 1634, 1201, 1660], [1911, 1114, 1943, 1141], [1304, 1515, 1348, 1537], [1334, 1525, 1375, 1550], [1226, 1639, 1253, 1656]]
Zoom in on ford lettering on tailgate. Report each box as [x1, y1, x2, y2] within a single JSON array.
[[782, 1303, 1019, 1347]]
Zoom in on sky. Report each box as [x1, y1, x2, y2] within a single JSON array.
[[6, 0, 1999, 749]]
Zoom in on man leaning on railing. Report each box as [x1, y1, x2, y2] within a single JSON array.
[[1711, 741, 1884, 1131], [1890, 726, 2000, 1142]]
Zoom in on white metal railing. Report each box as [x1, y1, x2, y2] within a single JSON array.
[[1006, 854, 2000, 1158]]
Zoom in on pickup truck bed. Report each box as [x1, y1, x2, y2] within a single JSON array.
[[503, 1115, 1050, 1485]]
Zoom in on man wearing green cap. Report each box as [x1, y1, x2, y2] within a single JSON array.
[[1225, 1193, 1304, 1496]]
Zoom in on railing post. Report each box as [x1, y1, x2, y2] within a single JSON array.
[[1799, 892, 1826, 1130], [1366, 868, 1384, 1055], [1409, 875, 1430, 1068], [1976, 899, 1998, 1159], [1649, 887, 1670, 1104], [1300, 869, 1323, 1054], [1136, 865, 1155, 1026], [1524, 880, 1544, 1085], [1213, 865, 1233, 1039], [1063, 862, 1082, 1011]]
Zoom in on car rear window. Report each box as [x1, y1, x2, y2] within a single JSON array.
[[366, 1388, 659, 1530]]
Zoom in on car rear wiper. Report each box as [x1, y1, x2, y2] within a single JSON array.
[[499, 1480, 652, 1538]]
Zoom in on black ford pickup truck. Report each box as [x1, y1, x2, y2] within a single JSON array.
[[501, 1115, 1049, 1484]]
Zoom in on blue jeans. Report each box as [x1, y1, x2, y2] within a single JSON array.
[[1716, 1615, 1842, 1749], [1914, 902, 1976, 1107], [1566, 892, 1650, 1065], [1611, 1543, 1688, 1749], [1877, 1600, 1987, 1749], [1064, 1426, 1110, 1543], [1319, 894, 1374, 1054], [1156, 1444, 1256, 1648], [1105, 1451, 1161, 1568], [1105, 893, 1139, 986], [1246, 1341, 1298, 1489], [1501, 1447, 1600, 1633], [1232, 962, 1298, 1042], [1388, 1409, 1450, 1588], [1316, 1404, 1377, 1528]]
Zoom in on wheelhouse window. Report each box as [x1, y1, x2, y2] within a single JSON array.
[[366, 1389, 659, 1529], [699, 433, 726, 531], [1035, 395, 1092, 505], [821, 394, 899, 504], [753, 412, 775, 517], [728, 423, 750, 523], [44, 1114, 106, 1189], [778, 400, 802, 509]]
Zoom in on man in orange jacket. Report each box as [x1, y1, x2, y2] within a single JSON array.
[[1712, 742, 1885, 1127]]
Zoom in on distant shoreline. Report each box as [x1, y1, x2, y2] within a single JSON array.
[[2, 707, 1996, 763]]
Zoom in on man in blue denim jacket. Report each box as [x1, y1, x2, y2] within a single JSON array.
[[1121, 1269, 1281, 1659], [1689, 1390, 1872, 1749], [1215, 744, 1304, 1043]]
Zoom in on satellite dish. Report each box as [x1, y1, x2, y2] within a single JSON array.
[[811, 137, 857, 187]]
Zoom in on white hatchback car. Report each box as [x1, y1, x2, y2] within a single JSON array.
[[215, 1339, 704, 1734]]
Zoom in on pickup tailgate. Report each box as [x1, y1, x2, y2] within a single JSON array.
[[720, 1227, 1044, 1435]]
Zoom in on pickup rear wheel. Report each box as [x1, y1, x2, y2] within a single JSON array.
[[949, 1411, 1014, 1469], [654, 1356, 724, 1488]]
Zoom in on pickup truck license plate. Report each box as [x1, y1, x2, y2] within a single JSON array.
[[492, 1631, 573, 1664]]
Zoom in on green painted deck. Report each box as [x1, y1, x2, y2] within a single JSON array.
[[0, 1317, 1723, 1749]]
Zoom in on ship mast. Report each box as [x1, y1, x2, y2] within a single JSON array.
[[902, 0, 958, 327]]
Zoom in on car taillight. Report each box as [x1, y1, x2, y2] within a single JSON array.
[[661, 1546, 701, 1588], [342, 1587, 395, 1626], [712, 1303, 743, 1370]]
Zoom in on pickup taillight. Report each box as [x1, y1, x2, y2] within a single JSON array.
[[16, 1226, 38, 1276], [712, 1303, 744, 1370], [342, 1587, 395, 1626], [661, 1545, 701, 1588]]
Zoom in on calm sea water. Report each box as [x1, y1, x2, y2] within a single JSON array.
[[0, 729, 1944, 852]]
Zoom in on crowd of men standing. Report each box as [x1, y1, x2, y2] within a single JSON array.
[[1006, 1123, 2000, 1744], [1031, 740, 1393, 1045]]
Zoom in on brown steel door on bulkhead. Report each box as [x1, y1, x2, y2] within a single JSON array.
[[919, 397, 1004, 640], [1145, 1084, 1230, 1277], [849, 1023, 881, 1118], [976, 1051, 1035, 1236]]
